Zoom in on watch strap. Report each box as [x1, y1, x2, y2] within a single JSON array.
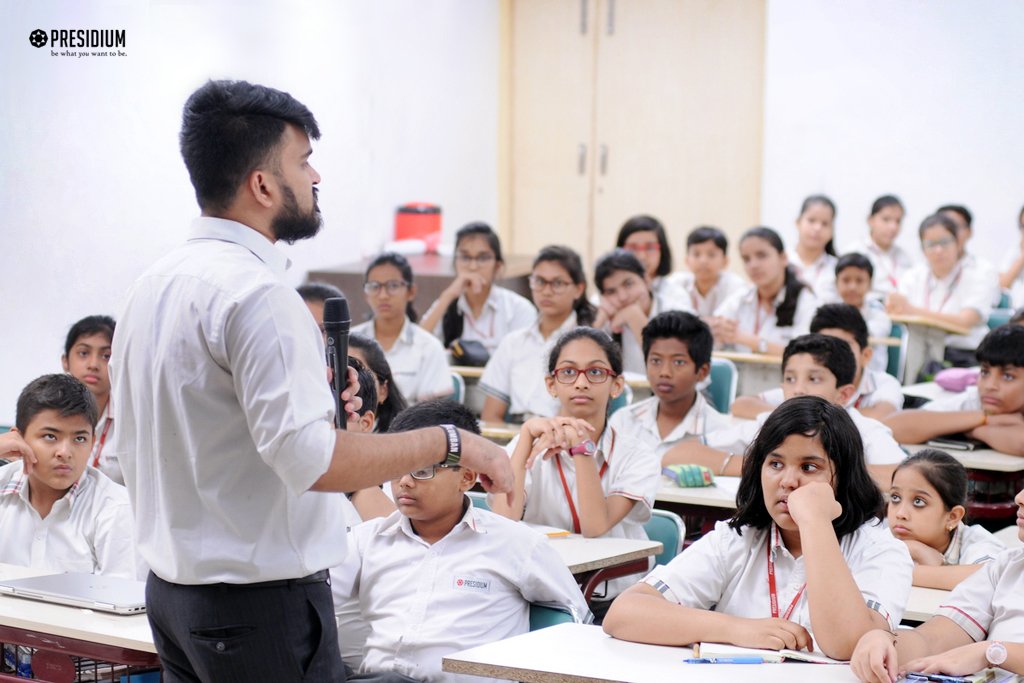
[[438, 424, 461, 467]]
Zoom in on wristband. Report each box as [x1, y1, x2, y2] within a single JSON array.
[[569, 440, 597, 457], [438, 424, 461, 467]]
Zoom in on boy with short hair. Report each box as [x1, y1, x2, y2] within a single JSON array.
[[833, 253, 892, 374], [732, 303, 903, 421], [884, 324, 1024, 455], [668, 226, 747, 318], [665, 334, 905, 487], [332, 399, 588, 682], [0, 374, 135, 578], [297, 281, 345, 342], [608, 311, 730, 459]]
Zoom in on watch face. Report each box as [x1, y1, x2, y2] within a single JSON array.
[[987, 641, 1008, 666]]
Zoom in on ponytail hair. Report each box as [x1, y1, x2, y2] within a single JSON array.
[[365, 252, 419, 323], [533, 245, 597, 327], [441, 222, 503, 346], [799, 194, 838, 257], [740, 226, 807, 328]]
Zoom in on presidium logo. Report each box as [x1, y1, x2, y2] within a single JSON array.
[[28, 28, 127, 57]]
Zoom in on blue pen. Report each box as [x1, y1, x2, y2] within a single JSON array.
[[684, 657, 765, 664]]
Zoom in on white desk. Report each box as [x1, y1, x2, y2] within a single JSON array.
[[903, 443, 1024, 474], [714, 351, 781, 397], [655, 476, 740, 509], [443, 622, 860, 683], [889, 315, 971, 385], [902, 380, 956, 403], [546, 536, 662, 575], [903, 586, 949, 624]]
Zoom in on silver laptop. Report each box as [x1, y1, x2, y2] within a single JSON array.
[[0, 572, 146, 615]]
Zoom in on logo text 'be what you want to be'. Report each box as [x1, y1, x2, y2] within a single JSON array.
[[29, 29, 127, 58]]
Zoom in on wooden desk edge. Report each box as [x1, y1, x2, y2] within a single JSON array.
[[564, 543, 663, 575], [713, 351, 782, 365], [444, 656, 605, 683], [889, 315, 971, 337]]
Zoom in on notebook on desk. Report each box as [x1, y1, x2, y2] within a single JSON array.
[[927, 434, 989, 451], [695, 641, 845, 664], [0, 572, 146, 615]]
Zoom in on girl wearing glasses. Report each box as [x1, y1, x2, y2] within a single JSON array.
[[616, 215, 688, 306], [352, 252, 453, 404], [885, 213, 992, 366], [419, 223, 536, 355], [490, 327, 661, 612], [479, 245, 597, 424]]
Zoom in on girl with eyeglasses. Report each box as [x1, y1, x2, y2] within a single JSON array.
[[352, 252, 453, 404], [479, 245, 597, 424], [419, 223, 536, 355], [490, 327, 661, 614], [616, 215, 688, 306], [885, 213, 992, 367]]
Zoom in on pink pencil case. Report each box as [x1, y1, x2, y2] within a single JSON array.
[[934, 367, 979, 392]]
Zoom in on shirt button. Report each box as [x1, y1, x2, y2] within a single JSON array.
[[216, 642, 225, 652]]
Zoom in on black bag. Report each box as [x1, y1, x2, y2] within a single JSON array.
[[449, 339, 490, 367]]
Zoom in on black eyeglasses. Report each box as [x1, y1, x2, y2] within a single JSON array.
[[551, 367, 617, 384], [408, 464, 462, 480], [364, 280, 410, 295], [529, 276, 573, 294]]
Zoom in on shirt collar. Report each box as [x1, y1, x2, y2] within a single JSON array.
[[457, 289, 499, 319], [187, 216, 291, 277], [2, 467, 88, 509], [381, 495, 484, 543], [849, 369, 877, 408], [528, 311, 578, 343]]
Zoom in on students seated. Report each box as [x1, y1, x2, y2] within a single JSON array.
[[884, 324, 1024, 455], [593, 249, 690, 375], [938, 204, 1001, 308], [670, 334, 905, 488], [489, 328, 661, 608], [850, 487, 1024, 682], [352, 252, 453, 404], [0, 374, 135, 578], [480, 245, 596, 424], [834, 253, 893, 375], [888, 449, 1003, 591], [604, 396, 912, 661], [852, 195, 914, 300], [349, 333, 409, 433], [999, 204, 1024, 309], [61, 315, 120, 483], [332, 399, 588, 681], [608, 311, 730, 459], [420, 222, 535, 356], [711, 227, 819, 356], [297, 280, 344, 343], [667, 226, 747, 318], [887, 213, 993, 367], [788, 194, 839, 301], [732, 304, 903, 421], [615, 214, 688, 306]]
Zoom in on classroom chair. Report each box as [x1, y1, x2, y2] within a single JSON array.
[[449, 372, 466, 404], [529, 604, 578, 630], [988, 308, 1013, 330], [609, 383, 633, 415], [707, 357, 738, 413], [467, 490, 490, 510], [643, 509, 685, 566], [886, 323, 909, 384], [998, 291, 1012, 309]]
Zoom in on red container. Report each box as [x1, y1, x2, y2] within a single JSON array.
[[394, 202, 442, 242]]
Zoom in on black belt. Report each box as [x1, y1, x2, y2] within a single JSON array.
[[224, 569, 330, 590]]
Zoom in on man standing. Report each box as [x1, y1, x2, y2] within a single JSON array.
[[109, 80, 512, 682]]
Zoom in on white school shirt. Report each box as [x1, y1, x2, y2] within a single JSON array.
[[352, 317, 453, 404], [605, 290, 692, 376], [334, 496, 369, 668], [963, 252, 1003, 308], [331, 502, 588, 683], [758, 368, 904, 413], [497, 426, 661, 598], [861, 300, 893, 374], [90, 400, 123, 485], [478, 312, 578, 418], [0, 462, 135, 579], [854, 238, 916, 300], [897, 262, 992, 350], [608, 393, 732, 461], [921, 386, 981, 412], [936, 546, 1024, 642], [943, 522, 1004, 566], [425, 286, 537, 355], [643, 520, 912, 631], [666, 270, 748, 319], [788, 249, 839, 303], [1000, 249, 1024, 309], [713, 285, 819, 353], [705, 406, 906, 465], [109, 217, 344, 584]]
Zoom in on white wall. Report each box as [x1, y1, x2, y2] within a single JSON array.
[[762, 0, 1024, 266], [0, 0, 499, 422]]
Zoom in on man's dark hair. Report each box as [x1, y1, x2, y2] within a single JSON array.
[[296, 281, 344, 304], [834, 252, 874, 280], [64, 315, 115, 357], [179, 80, 321, 212], [16, 374, 98, 433], [976, 325, 1024, 368], [782, 334, 857, 387], [810, 303, 869, 352], [642, 311, 713, 368], [388, 399, 480, 435]]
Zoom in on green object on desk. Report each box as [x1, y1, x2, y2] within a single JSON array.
[[662, 464, 714, 488]]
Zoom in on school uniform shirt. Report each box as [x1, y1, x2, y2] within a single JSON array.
[[331, 502, 588, 683], [962, 252, 1004, 308], [497, 426, 661, 598], [897, 261, 993, 350], [861, 300, 894, 374], [759, 368, 904, 413], [643, 520, 912, 632], [665, 270, 748, 319], [352, 317, 453, 404], [109, 216, 345, 584], [788, 249, 839, 302], [705, 406, 906, 466], [921, 386, 981, 412], [936, 546, 1024, 642], [852, 239, 916, 300], [607, 393, 732, 461], [479, 312, 578, 419], [713, 285, 819, 354], [0, 462, 135, 578], [425, 286, 537, 355], [650, 276, 691, 314], [90, 400, 123, 485], [999, 249, 1024, 309], [944, 522, 1004, 565], [605, 290, 693, 376], [334, 496, 368, 668]]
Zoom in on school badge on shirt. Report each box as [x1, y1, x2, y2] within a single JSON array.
[[452, 576, 491, 593]]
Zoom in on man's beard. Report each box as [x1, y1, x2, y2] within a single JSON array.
[[272, 184, 322, 244]]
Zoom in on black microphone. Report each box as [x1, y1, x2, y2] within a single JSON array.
[[323, 296, 351, 430]]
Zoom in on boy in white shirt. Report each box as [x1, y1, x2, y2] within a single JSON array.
[[667, 226, 747, 318], [667, 334, 905, 488], [834, 253, 893, 375], [0, 374, 134, 578], [608, 311, 731, 460], [938, 204, 1002, 308], [332, 399, 588, 683]]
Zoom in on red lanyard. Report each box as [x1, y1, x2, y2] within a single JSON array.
[[925, 265, 963, 312], [554, 430, 613, 534], [91, 413, 113, 469], [767, 538, 806, 620], [462, 297, 495, 339]]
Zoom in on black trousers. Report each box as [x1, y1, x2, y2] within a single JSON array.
[[146, 570, 346, 683]]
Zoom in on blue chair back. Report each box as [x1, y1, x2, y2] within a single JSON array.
[[644, 509, 685, 566], [467, 491, 490, 511], [886, 323, 908, 383], [707, 357, 738, 413], [998, 291, 1012, 309], [529, 604, 576, 630], [609, 383, 633, 415], [449, 372, 466, 404], [988, 308, 1013, 330]]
